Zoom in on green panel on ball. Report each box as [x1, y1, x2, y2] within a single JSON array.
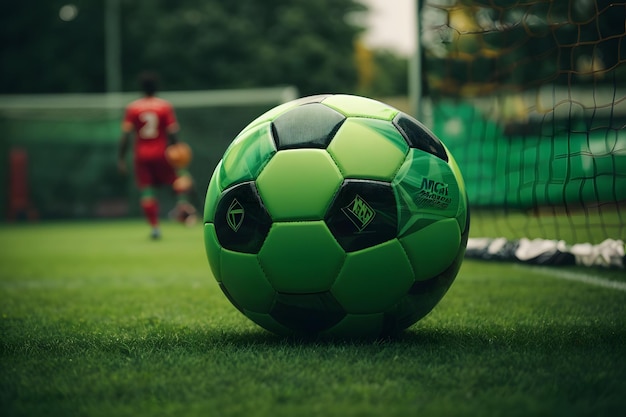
[[393, 149, 461, 237], [220, 249, 276, 314], [256, 149, 343, 221], [203, 161, 222, 223], [331, 239, 414, 314], [385, 293, 442, 332], [321, 313, 385, 339], [456, 198, 469, 236], [327, 118, 408, 181], [399, 218, 461, 281], [445, 149, 469, 233], [238, 102, 300, 135], [322, 95, 399, 120], [258, 221, 345, 293], [203, 223, 222, 282], [219, 122, 276, 190]]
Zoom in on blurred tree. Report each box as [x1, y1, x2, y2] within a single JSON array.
[[1, 1, 107, 93], [354, 40, 375, 92], [422, 0, 626, 96], [354, 40, 410, 98], [1, 0, 383, 96], [364, 49, 409, 97]]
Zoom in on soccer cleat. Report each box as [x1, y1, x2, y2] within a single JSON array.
[[150, 228, 161, 240], [173, 202, 198, 226]]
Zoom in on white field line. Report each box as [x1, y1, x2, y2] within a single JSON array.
[[515, 265, 626, 292]]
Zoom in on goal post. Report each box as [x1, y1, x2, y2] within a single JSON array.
[[0, 86, 298, 220], [413, 0, 626, 248], [0, 87, 299, 111]]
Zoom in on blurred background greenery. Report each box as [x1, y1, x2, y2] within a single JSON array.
[[0, 0, 408, 97]]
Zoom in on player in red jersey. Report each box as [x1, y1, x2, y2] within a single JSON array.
[[117, 71, 197, 239]]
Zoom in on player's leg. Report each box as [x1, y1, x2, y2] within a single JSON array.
[[159, 161, 197, 225], [135, 159, 161, 239], [171, 168, 198, 225], [140, 187, 161, 239], [154, 155, 198, 226]]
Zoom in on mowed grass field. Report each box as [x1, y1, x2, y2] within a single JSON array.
[[1, 219, 625, 417]]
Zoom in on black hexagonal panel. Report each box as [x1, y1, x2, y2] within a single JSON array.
[[214, 181, 273, 254], [393, 112, 448, 162], [270, 292, 346, 334], [271, 103, 346, 150], [325, 180, 398, 252]]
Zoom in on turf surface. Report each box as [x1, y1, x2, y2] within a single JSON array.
[[1, 220, 625, 417]]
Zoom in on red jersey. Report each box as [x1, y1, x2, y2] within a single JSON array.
[[122, 96, 179, 160]]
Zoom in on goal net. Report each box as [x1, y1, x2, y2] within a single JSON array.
[[0, 87, 298, 220], [417, 0, 626, 265]]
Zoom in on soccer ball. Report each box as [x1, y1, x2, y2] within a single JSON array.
[[203, 94, 469, 338], [166, 142, 193, 169]]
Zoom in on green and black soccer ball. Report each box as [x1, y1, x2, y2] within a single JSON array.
[[203, 94, 469, 338]]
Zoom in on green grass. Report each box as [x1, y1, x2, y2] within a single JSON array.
[[1, 220, 625, 417], [469, 208, 626, 244]]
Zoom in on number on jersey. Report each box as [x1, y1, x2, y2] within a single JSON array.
[[138, 111, 159, 139]]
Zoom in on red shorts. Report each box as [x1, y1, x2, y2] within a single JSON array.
[[134, 155, 177, 189]]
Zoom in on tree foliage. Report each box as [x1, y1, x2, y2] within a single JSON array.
[[2, 0, 372, 95]]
